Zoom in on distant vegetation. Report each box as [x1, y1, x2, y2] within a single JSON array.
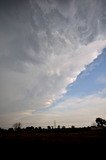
[[95, 117, 106, 127], [0, 117, 106, 133]]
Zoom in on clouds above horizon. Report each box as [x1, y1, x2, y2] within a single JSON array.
[[0, 0, 106, 127], [0, 88, 106, 128]]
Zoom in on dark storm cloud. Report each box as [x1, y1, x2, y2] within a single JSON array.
[[0, 0, 105, 71]]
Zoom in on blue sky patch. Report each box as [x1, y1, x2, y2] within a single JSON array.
[[66, 48, 106, 97]]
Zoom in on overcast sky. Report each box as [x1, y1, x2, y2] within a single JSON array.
[[0, 0, 106, 128]]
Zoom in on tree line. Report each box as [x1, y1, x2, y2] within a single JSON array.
[[0, 117, 106, 133]]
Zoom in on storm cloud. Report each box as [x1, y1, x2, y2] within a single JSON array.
[[0, 0, 106, 127]]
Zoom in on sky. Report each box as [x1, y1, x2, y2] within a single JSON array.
[[0, 0, 106, 128]]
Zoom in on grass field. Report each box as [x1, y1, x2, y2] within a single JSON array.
[[0, 128, 106, 157], [0, 128, 106, 147]]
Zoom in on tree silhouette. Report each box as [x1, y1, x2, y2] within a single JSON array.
[[95, 117, 106, 127], [13, 122, 22, 131]]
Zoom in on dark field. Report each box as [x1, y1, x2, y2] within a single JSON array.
[[0, 128, 106, 154]]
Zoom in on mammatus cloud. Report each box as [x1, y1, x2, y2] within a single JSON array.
[[0, 0, 106, 127]]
